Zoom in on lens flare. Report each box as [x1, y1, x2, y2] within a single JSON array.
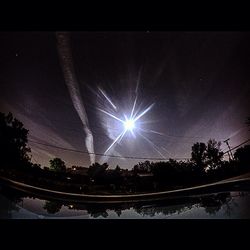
[[97, 78, 165, 160], [100, 99, 154, 155], [124, 119, 135, 131]]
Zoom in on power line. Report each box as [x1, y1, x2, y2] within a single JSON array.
[[223, 138, 234, 160], [29, 136, 250, 162], [28, 139, 190, 161], [223, 139, 250, 155]]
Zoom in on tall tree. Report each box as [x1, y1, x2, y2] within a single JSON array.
[[234, 145, 250, 172], [206, 139, 223, 170], [247, 117, 250, 130], [0, 112, 31, 169], [191, 142, 207, 170], [49, 158, 66, 172], [87, 162, 108, 180]]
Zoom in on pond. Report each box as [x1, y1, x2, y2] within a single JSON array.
[[1, 184, 250, 219]]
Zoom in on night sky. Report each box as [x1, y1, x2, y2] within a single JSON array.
[[0, 31, 250, 168]]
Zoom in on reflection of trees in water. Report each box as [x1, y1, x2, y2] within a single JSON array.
[[0, 186, 26, 218], [219, 192, 246, 217], [199, 193, 233, 216], [238, 191, 247, 197], [114, 208, 122, 217], [39, 192, 236, 218], [133, 203, 194, 217], [44, 191, 250, 218], [133, 193, 235, 217], [43, 201, 63, 214], [85, 205, 109, 218], [0, 194, 20, 218], [67, 203, 131, 218], [64, 200, 195, 218], [2, 183, 246, 218]]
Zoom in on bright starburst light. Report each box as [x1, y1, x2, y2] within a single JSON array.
[[124, 119, 135, 131], [97, 85, 168, 161], [98, 94, 155, 154]]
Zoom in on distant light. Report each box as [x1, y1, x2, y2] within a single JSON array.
[[124, 119, 135, 131]]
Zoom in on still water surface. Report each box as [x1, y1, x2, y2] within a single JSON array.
[[1, 186, 250, 219]]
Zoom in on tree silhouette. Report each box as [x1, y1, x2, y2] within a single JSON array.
[[191, 142, 207, 171], [234, 145, 250, 172], [49, 158, 66, 172], [247, 117, 250, 130], [0, 112, 31, 169], [43, 201, 62, 214], [133, 160, 152, 174], [200, 193, 232, 215], [0, 194, 20, 219], [114, 207, 122, 217], [114, 165, 121, 172], [87, 162, 108, 180], [206, 139, 223, 170], [86, 205, 109, 218]]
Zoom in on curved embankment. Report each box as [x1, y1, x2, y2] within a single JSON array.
[[0, 174, 250, 204]]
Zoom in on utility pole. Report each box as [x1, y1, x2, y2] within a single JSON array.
[[223, 138, 234, 160]]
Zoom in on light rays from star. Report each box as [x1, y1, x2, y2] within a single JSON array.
[[98, 90, 157, 156]]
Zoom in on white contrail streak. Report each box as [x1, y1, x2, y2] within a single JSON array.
[[99, 87, 117, 111], [139, 128, 166, 136], [104, 130, 126, 154], [130, 67, 142, 119], [228, 126, 247, 139], [134, 103, 155, 122], [161, 146, 172, 157], [138, 131, 166, 159], [56, 32, 95, 164], [97, 108, 124, 123], [130, 95, 138, 119]]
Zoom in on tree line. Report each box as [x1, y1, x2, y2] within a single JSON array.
[[0, 111, 250, 194]]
